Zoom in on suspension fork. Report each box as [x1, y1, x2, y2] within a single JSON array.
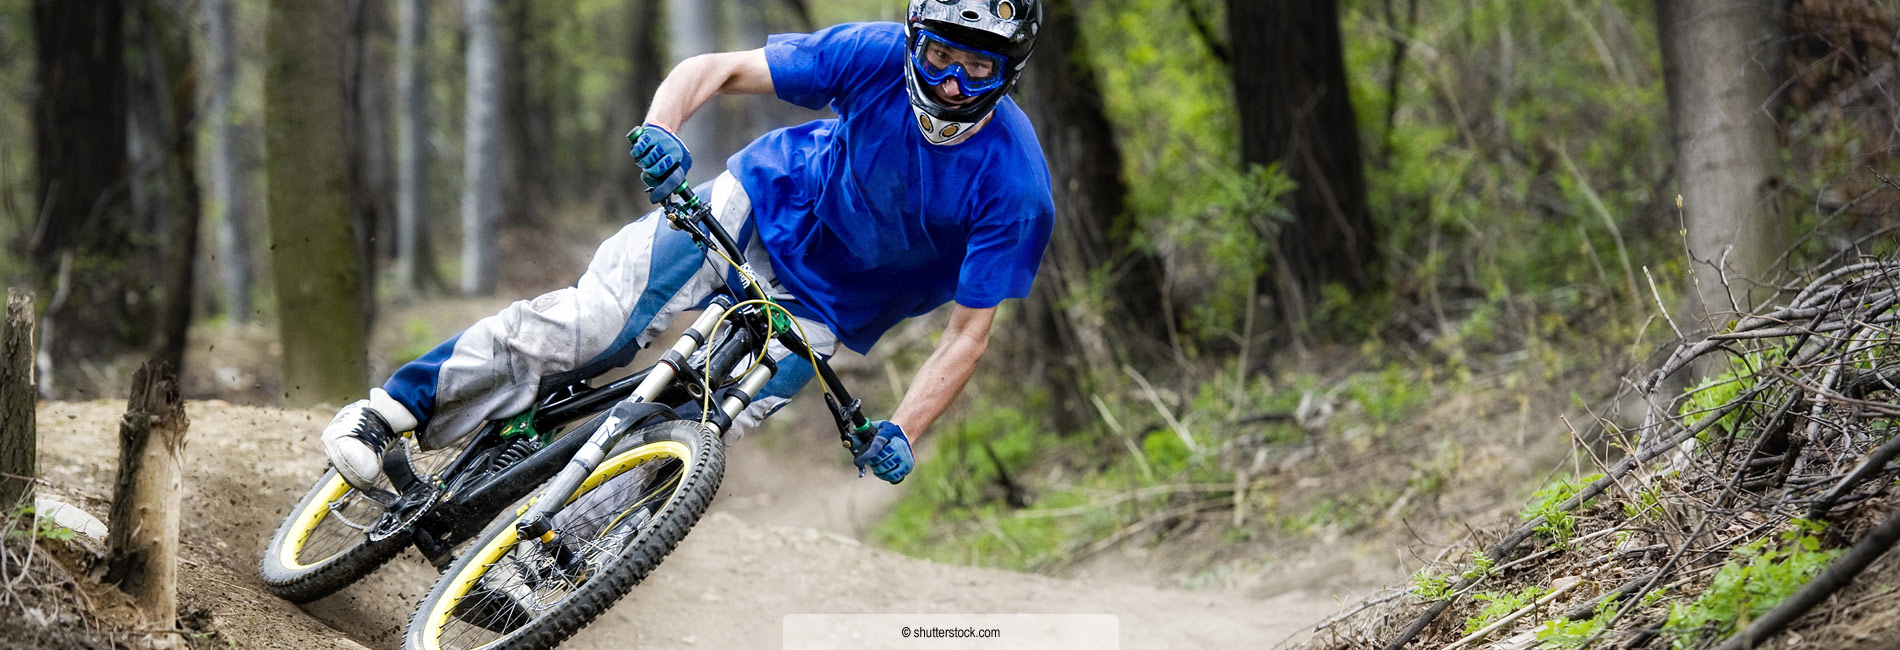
[[514, 296, 733, 540]]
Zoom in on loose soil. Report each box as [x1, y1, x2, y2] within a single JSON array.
[[33, 399, 1346, 649]]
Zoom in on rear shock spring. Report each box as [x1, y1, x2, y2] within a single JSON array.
[[494, 436, 539, 469]]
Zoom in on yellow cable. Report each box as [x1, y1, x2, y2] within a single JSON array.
[[691, 240, 831, 429]]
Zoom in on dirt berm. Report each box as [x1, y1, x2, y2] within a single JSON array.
[[34, 400, 1340, 649]]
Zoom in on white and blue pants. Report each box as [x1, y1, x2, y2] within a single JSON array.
[[383, 173, 838, 449]]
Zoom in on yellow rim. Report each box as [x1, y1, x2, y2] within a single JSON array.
[[421, 439, 692, 650], [278, 473, 354, 571]]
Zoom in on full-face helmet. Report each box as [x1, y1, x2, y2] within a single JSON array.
[[904, 0, 1041, 145]]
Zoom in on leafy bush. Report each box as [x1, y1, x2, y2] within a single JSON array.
[[1536, 595, 1619, 648], [1463, 585, 1546, 634], [5, 505, 76, 543], [1663, 521, 1839, 648], [1518, 473, 1603, 547], [1678, 347, 1784, 440], [1411, 568, 1454, 601]]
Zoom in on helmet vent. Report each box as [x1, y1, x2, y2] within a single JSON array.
[[961, 9, 981, 20]]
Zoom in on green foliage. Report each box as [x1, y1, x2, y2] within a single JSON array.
[[1663, 521, 1839, 648], [873, 403, 1130, 570], [1464, 585, 1546, 634], [5, 506, 77, 543], [0, 0, 38, 288], [1342, 0, 1671, 346], [1463, 550, 1496, 580], [1411, 568, 1454, 602], [1536, 595, 1619, 649], [1348, 364, 1433, 424], [1622, 482, 1662, 522], [1280, 491, 1395, 536], [1141, 430, 1195, 477], [1678, 347, 1783, 440], [390, 318, 444, 367], [1086, 0, 1286, 346], [1518, 473, 1603, 547]]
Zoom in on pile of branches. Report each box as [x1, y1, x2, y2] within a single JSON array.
[[1296, 252, 1900, 649], [0, 507, 132, 649]]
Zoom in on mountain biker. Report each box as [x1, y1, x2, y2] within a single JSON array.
[[321, 0, 1053, 489]]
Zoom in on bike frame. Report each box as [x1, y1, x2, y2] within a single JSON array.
[[367, 159, 876, 566]]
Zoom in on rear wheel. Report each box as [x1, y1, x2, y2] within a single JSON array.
[[259, 468, 410, 602], [403, 420, 725, 650], [262, 436, 471, 602]]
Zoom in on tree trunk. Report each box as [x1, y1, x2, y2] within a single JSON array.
[[1227, 0, 1377, 330], [1016, 0, 1167, 430], [396, 0, 446, 295], [204, 0, 253, 322], [30, 0, 139, 395], [348, 0, 397, 294], [666, 0, 730, 182], [267, 0, 371, 406], [128, 0, 202, 375], [462, 0, 502, 296], [611, 0, 667, 212], [0, 289, 35, 507], [1657, 0, 1786, 326], [104, 361, 187, 633], [498, 0, 538, 226]]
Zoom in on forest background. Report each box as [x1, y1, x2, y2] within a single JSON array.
[[1, 0, 1897, 598]]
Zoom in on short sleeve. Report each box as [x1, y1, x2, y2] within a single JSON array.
[[765, 22, 905, 113], [955, 193, 1055, 309]]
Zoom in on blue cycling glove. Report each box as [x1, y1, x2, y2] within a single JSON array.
[[629, 123, 692, 203], [852, 420, 913, 484]]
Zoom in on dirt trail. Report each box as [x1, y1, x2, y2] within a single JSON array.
[[35, 400, 1345, 649]]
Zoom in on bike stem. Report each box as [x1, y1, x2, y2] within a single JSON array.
[[649, 172, 876, 449]]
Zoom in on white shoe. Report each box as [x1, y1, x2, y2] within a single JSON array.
[[320, 388, 418, 489]]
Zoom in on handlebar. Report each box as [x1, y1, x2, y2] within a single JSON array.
[[625, 126, 876, 451]]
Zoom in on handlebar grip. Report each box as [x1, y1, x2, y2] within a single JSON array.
[[626, 125, 702, 206]]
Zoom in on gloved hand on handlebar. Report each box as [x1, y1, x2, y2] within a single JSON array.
[[630, 122, 692, 203], [852, 420, 913, 484]]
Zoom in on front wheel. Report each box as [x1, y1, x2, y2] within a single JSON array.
[[403, 420, 725, 650]]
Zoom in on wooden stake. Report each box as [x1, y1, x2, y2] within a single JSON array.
[[104, 361, 188, 632], [0, 288, 35, 506]]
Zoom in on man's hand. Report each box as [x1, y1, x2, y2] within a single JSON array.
[[630, 123, 692, 203], [852, 420, 913, 484]]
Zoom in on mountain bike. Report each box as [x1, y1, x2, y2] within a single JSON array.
[[261, 130, 878, 649]]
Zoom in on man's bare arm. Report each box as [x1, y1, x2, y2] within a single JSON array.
[[643, 50, 773, 130], [889, 305, 995, 443]]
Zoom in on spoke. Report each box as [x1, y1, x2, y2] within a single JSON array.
[[428, 453, 689, 650]]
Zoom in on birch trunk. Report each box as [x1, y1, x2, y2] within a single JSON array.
[[462, 0, 503, 296], [204, 0, 253, 321], [1657, 0, 1786, 326]]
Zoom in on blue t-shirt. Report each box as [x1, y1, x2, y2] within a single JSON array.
[[728, 21, 1056, 354]]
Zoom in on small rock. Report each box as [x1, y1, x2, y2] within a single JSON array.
[[33, 497, 107, 540]]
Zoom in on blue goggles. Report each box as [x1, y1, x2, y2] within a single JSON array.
[[911, 30, 1009, 95]]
